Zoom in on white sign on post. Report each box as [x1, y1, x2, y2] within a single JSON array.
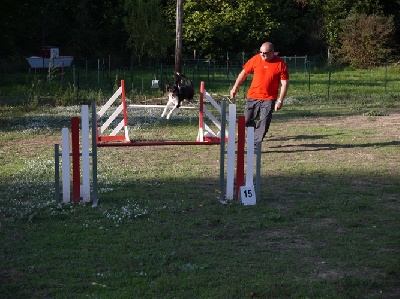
[[151, 80, 159, 88], [240, 185, 256, 205]]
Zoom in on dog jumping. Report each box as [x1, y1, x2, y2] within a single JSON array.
[[161, 72, 194, 119]]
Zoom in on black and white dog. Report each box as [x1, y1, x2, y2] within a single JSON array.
[[161, 72, 194, 119]]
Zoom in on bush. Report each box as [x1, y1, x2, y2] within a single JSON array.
[[338, 14, 395, 68]]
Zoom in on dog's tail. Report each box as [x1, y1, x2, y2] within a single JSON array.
[[176, 72, 193, 87]]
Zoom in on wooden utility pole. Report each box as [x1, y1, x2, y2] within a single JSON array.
[[175, 0, 183, 83]]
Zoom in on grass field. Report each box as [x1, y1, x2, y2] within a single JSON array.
[[1, 63, 400, 107], [0, 90, 399, 298]]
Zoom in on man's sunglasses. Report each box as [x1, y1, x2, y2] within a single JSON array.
[[260, 51, 273, 55]]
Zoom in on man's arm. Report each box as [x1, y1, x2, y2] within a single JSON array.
[[230, 69, 248, 99], [278, 79, 288, 101], [275, 79, 289, 111]]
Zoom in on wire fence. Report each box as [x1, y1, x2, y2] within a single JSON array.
[[65, 54, 311, 90], [3, 54, 400, 105]]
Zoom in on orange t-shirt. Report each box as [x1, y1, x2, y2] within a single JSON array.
[[243, 54, 289, 100]]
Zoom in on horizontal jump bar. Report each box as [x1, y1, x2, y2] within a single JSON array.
[[56, 153, 93, 157], [97, 141, 221, 147], [128, 104, 198, 109]]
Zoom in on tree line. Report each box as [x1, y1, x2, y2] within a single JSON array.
[[1, 0, 399, 69]]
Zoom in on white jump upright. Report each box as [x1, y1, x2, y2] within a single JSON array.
[[96, 80, 130, 143], [55, 105, 93, 204], [81, 105, 91, 203], [223, 114, 260, 205], [240, 127, 257, 205], [246, 128, 255, 187], [225, 104, 237, 200], [197, 81, 229, 142], [61, 128, 70, 202]]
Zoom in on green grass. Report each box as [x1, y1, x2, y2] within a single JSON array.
[[1, 64, 400, 108], [0, 94, 399, 298]]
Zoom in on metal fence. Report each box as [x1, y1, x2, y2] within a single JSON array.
[[70, 56, 400, 98], [3, 54, 400, 104]]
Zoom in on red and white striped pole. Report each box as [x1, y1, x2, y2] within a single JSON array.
[[121, 80, 129, 141], [197, 81, 205, 142], [71, 117, 80, 203], [235, 116, 246, 199]]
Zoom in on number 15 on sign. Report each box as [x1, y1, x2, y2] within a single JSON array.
[[239, 185, 256, 205]]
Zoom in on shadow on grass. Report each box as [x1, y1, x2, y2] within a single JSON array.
[[1, 161, 399, 298], [1, 105, 391, 134], [273, 108, 396, 120], [264, 137, 400, 154]]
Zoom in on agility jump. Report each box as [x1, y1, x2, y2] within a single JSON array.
[[54, 81, 262, 206], [95, 80, 228, 147]]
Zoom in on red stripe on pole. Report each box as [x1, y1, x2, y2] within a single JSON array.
[[121, 80, 128, 127], [98, 135, 128, 142], [197, 82, 204, 141], [236, 116, 245, 199], [95, 107, 100, 144], [71, 117, 80, 203]]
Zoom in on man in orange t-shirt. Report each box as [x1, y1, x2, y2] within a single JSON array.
[[230, 42, 289, 143]]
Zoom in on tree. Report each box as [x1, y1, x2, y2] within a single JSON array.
[[1, 0, 399, 66], [338, 14, 395, 68], [296, 0, 400, 64], [268, 0, 324, 55], [175, 0, 183, 78], [124, 0, 172, 63], [0, 0, 64, 57], [174, 0, 275, 60]]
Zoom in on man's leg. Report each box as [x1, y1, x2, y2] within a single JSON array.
[[254, 100, 274, 142], [244, 99, 260, 128]]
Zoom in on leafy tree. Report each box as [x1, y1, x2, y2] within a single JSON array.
[[268, 0, 324, 55], [299, 0, 398, 63], [1, 0, 399, 67], [68, 0, 100, 57], [124, 0, 172, 63], [312, 0, 353, 57], [338, 14, 394, 68], [172, 0, 276, 60], [0, 0, 128, 60], [0, 0, 53, 56], [67, 0, 127, 59], [376, 0, 400, 57]]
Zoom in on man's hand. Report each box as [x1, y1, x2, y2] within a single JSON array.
[[275, 100, 283, 111], [230, 87, 238, 99], [230, 70, 248, 99]]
